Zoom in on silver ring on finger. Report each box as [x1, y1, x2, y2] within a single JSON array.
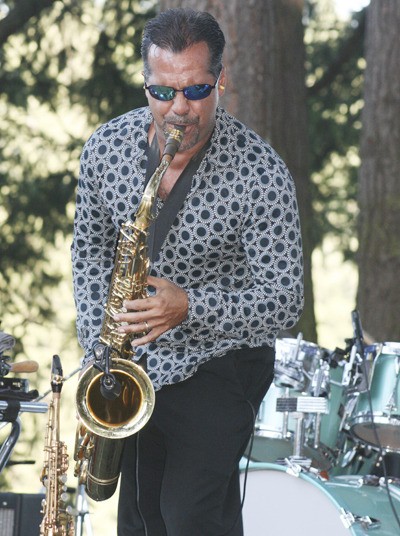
[[144, 321, 151, 334]]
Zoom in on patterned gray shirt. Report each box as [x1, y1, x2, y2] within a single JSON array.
[[71, 106, 304, 390]]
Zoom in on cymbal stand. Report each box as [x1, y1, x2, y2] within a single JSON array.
[[36, 364, 94, 535]]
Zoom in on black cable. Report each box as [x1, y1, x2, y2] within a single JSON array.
[[134, 432, 149, 536], [221, 400, 256, 536]]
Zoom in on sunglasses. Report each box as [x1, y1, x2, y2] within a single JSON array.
[[144, 72, 221, 102]]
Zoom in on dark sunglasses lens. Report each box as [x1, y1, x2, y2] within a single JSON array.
[[148, 85, 175, 101], [184, 84, 213, 100]]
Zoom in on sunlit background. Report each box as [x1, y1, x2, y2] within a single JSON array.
[[0, 0, 373, 533]]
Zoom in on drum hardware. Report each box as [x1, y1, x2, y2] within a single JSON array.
[[309, 362, 331, 450], [72, 483, 94, 536], [274, 360, 304, 391], [276, 395, 328, 465], [336, 438, 375, 472], [339, 509, 380, 531], [0, 331, 39, 399], [310, 361, 331, 398], [274, 333, 305, 391], [0, 400, 48, 474], [252, 343, 343, 472], [254, 384, 294, 440], [0, 336, 46, 474], [342, 343, 356, 388], [371, 451, 400, 481]]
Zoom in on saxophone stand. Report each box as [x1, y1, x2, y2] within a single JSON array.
[[73, 483, 94, 536], [37, 361, 95, 535]]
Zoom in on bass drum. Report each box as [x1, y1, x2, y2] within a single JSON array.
[[240, 462, 400, 536]]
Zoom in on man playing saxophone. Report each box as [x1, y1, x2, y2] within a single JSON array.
[[71, 8, 303, 536]]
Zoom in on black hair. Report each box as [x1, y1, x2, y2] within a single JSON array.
[[141, 8, 225, 79]]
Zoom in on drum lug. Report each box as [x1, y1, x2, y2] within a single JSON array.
[[340, 509, 356, 529], [340, 508, 381, 531]]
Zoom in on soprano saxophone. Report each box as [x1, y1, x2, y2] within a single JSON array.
[[40, 355, 74, 536], [74, 126, 184, 501]]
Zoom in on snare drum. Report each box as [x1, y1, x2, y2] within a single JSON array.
[[349, 343, 400, 451], [240, 462, 400, 535]]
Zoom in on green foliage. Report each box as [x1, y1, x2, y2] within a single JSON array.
[[0, 0, 367, 348], [305, 0, 366, 259], [69, 0, 155, 123], [0, 0, 156, 347]]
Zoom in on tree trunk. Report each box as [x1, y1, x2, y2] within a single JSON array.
[[356, 0, 400, 341], [159, 0, 317, 342]]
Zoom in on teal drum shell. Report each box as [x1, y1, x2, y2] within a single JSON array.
[[239, 461, 400, 535], [349, 343, 400, 451], [319, 361, 347, 452]]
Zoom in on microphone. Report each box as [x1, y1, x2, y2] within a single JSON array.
[[0, 331, 15, 354], [100, 373, 122, 400], [93, 344, 122, 401], [351, 309, 365, 357]]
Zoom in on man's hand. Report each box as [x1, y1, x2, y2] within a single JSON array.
[[112, 275, 189, 346]]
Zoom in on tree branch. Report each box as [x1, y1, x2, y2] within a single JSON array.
[[0, 0, 57, 47], [307, 8, 366, 97]]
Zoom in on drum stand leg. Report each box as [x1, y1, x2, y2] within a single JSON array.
[[293, 412, 304, 458], [0, 419, 21, 474], [282, 387, 290, 439], [276, 396, 328, 469], [313, 413, 322, 450], [74, 484, 94, 536]]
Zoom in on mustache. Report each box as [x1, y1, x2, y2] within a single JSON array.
[[163, 117, 199, 127]]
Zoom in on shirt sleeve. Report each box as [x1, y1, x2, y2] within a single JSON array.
[[70, 137, 117, 361], [182, 158, 304, 343]]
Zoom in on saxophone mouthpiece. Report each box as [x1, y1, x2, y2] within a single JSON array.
[[162, 126, 185, 160]]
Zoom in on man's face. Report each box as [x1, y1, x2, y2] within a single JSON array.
[[144, 41, 225, 153]]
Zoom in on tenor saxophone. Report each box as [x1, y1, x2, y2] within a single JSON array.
[[40, 355, 74, 536], [74, 126, 184, 501]]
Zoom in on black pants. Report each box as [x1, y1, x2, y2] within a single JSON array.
[[117, 346, 275, 536]]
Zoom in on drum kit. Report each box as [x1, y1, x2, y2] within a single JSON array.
[[241, 329, 400, 535]]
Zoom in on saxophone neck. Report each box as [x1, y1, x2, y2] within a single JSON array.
[[134, 126, 185, 230], [134, 158, 170, 230]]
